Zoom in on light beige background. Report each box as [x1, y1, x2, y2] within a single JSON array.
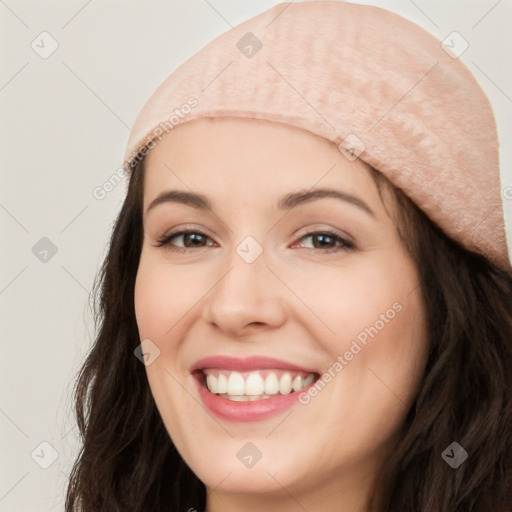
[[1, 1, 511, 510]]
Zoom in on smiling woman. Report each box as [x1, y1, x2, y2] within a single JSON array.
[[135, 117, 428, 470], [66, 2, 512, 512]]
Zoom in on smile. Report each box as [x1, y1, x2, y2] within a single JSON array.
[[202, 369, 316, 401], [191, 356, 320, 421]]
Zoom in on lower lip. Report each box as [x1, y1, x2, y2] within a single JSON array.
[[194, 374, 310, 422]]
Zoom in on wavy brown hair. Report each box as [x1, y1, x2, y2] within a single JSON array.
[[65, 158, 512, 511]]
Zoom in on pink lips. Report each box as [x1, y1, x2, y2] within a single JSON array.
[[191, 356, 318, 422], [190, 355, 318, 374]]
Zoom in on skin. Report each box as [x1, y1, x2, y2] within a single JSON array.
[[134, 117, 429, 512]]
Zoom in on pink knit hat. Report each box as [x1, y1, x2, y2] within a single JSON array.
[[124, 1, 510, 270]]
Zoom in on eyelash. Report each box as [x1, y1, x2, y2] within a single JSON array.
[[154, 229, 355, 254]]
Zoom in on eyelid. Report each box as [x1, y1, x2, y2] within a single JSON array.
[[153, 224, 356, 252], [167, 224, 215, 238], [153, 225, 218, 248], [292, 224, 355, 245], [290, 232, 355, 252]]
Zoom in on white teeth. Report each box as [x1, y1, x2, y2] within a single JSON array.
[[228, 395, 246, 402], [279, 373, 292, 394], [203, 369, 317, 398], [303, 374, 315, 387], [264, 373, 280, 395], [227, 371, 245, 396], [224, 394, 273, 402], [216, 373, 227, 393], [206, 374, 216, 393], [292, 375, 303, 392], [245, 373, 265, 395]]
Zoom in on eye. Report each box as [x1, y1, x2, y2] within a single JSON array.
[[154, 229, 355, 254], [154, 230, 217, 252], [292, 230, 355, 253]]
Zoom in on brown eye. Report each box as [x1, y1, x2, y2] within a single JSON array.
[[296, 231, 354, 252], [180, 232, 208, 247], [156, 231, 216, 249]]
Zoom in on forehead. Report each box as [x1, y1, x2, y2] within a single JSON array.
[[142, 117, 381, 209]]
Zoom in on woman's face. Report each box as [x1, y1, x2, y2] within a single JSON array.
[[134, 117, 428, 507]]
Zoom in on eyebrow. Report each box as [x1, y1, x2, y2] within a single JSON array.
[[145, 188, 375, 217], [277, 188, 375, 216]]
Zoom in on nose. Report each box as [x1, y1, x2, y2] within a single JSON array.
[[203, 251, 287, 338]]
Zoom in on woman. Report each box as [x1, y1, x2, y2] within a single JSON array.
[[66, 2, 512, 511]]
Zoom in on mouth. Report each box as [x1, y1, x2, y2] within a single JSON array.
[[198, 368, 317, 401], [190, 356, 320, 421]]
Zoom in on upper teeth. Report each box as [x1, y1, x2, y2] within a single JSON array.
[[204, 369, 315, 398]]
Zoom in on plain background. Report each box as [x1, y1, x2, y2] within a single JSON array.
[[1, 0, 511, 510]]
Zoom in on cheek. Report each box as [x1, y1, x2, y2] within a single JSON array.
[[281, 254, 422, 351], [294, 251, 428, 410], [363, 290, 428, 407], [286, 258, 428, 468], [134, 253, 221, 456], [134, 251, 205, 340]]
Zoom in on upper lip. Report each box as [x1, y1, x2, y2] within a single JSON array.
[[190, 355, 318, 374]]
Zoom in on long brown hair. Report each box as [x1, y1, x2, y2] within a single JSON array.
[[367, 169, 512, 511], [66, 158, 512, 511]]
